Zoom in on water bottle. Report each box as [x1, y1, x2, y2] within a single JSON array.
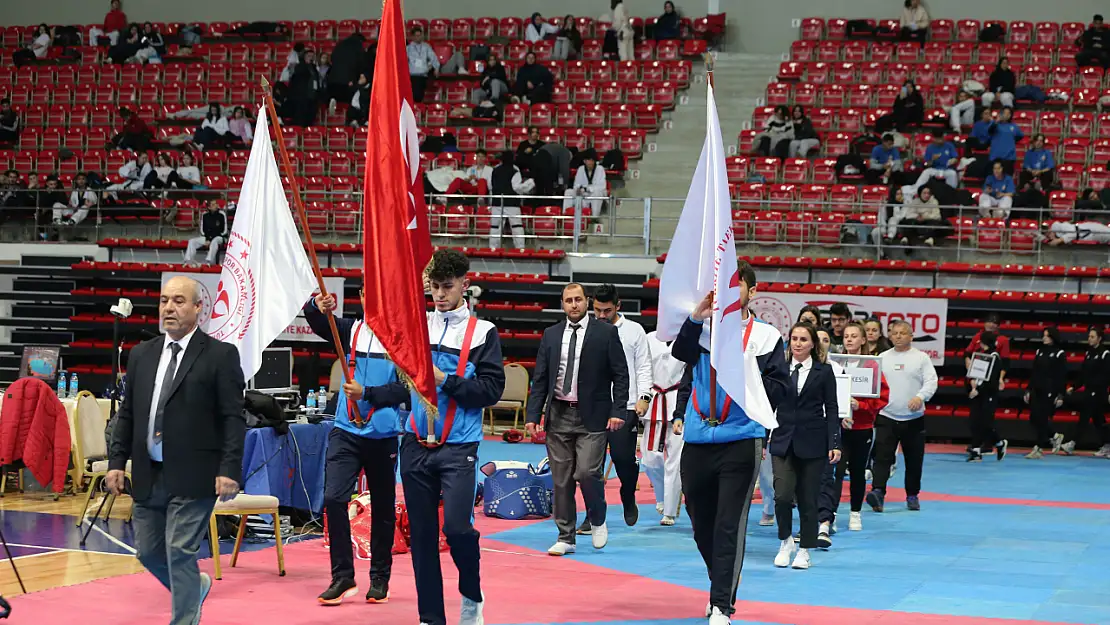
[[318, 386, 327, 404], [306, 389, 317, 411], [57, 369, 68, 397], [69, 372, 79, 398]]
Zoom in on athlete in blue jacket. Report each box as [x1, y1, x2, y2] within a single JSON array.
[[305, 287, 407, 606], [671, 260, 790, 624], [401, 249, 505, 625]]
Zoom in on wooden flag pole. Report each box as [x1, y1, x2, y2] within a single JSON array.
[[259, 77, 361, 425]]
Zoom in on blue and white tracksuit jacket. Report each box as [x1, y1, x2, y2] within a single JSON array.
[[405, 305, 506, 444], [672, 316, 791, 444], [303, 300, 405, 439]]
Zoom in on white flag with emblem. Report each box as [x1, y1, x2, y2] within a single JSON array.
[[206, 106, 318, 381], [656, 80, 776, 429]]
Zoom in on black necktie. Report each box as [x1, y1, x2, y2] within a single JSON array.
[[153, 342, 182, 444], [792, 363, 803, 395], [561, 323, 581, 397]]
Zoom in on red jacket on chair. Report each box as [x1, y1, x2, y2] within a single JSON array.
[[0, 378, 72, 493]]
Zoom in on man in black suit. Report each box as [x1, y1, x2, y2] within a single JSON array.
[[526, 283, 629, 556], [108, 275, 246, 625]]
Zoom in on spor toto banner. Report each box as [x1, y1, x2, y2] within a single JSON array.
[[748, 292, 947, 364], [161, 272, 345, 343]]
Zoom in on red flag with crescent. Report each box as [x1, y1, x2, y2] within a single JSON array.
[[361, 0, 436, 410]]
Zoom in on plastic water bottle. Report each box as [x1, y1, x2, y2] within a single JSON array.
[[318, 386, 327, 403], [57, 369, 68, 398], [306, 389, 317, 411], [68, 372, 79, 398]]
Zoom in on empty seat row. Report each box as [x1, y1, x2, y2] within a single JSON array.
[[791, 39, 1084, 66], [798, 17, 1091, 45]]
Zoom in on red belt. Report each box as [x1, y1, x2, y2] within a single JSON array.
[[647, 382, 681, 452]]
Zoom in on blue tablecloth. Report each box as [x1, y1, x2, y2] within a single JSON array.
[[242, 421, 332, 513]]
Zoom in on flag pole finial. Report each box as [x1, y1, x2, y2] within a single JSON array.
[[259, 76, 271, 91], [703, 52, 714, 87]]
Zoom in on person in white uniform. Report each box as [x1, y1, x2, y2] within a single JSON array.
[[563, 149, 607, 216], [642, 331, 686, 525], [1045, 220, 1110, 245]]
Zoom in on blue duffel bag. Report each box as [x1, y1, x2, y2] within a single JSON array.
[[480, 459, 554, 520]]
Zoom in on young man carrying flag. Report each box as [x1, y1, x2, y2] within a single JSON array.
[[656, 76, 791, 625]]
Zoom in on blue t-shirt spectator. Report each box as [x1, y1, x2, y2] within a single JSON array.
[[870, 144, 901, 165], [923, 142, 958, 171], [989, 121, 1023, 161], [984, 173, 1015, 198], [971, 120, 992, 145], [1024, 148, 1055, 171]]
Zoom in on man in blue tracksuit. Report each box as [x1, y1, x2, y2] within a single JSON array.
[[305, 288, 406, 606], [402, 249, 505, 625], [989, 106, 1024, 175], [672, 261, 790, 625]]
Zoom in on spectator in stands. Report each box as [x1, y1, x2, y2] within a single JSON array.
[[445, 149, 493, 198], [988, 107, 1022, 174], [876, 80, 923, 133], [141, 22, 166, 58], [753, 105, 793, 159], [1043, 219, 1110, 245], [184, 199, 229, 266], [150, 153, 175, 187], [89, 0, 127, 46], [108, 24, 143, 65], [1074, 188, 1105, 221], [868, 133, 903, 185], [982, 58, 1016, 109], [979, 160, 1015, 219], [797, 305, 821, 327], [0, 99, 19, 143], [965, 332, 1008, 462], [869, 319, 936, 512], [517, 127, 545, 173], [109, 152, 154, 194], [317, 51, 331, 84], [655, 1, 682, 40], [1076, 15, 1110, 69], [228, 106, 254, 146], [965, 107, 993, 153], [563, 149, 607, 215], [788, 106, 820, 158], [512, 52, 554, 105], [1061, 326, 1110, 457], [864, 318, 892, 355], [828, 303, 851, 353], [915, 129, 959, 189], [948, 90, 976, 133], [110, 106, 152, 152], [280, 43, 305, 83], [289, 50, 322, 126], [13, 24, 52, 66], [489, 151, 535, 249], [899, 0, 929, 44], [1024, 327, 1067, 459], [896, 185, 945, 248], [407, 27, 439, 103], [610, 0, 635, 62], [175, 152, 203, 190], [1019, 134, 1055, 192], [55, 173, 97, 227], [525, 13, 560, 42], [347, 73, 371, 127], [555, 15, 583, 61], [964, 313, 1010, 360], [472, 54, 509, 104], [191, 103, 231, 150]]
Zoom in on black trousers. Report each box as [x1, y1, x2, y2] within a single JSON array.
[[968, 391, 999, 451], [1019, 169, 1055, 190], [900, 26, 928, 45], [1028, 391, 1058, 449], [871, 415, 925, 497], [1073, 390, 1108, 448], [606, 410, 640, 503], [819, 427, 873, 520], [681, 437, 761, 617], [411, 75, 429, 103], [322, 428, 398, 584], [399, 434, 481, 625], [773, 451, 824, 548], [1077, 49, 1110, 69]]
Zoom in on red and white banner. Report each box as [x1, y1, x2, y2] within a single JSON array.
[[748, 292, 948, 364]]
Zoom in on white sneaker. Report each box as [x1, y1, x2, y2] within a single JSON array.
[[1024, 446, 1044, 459], [849, 511, 862, 531], [547, 541, 576, 556], [817, 522, 832, 549], [865, 469, 873, 481], [791, 547, 811, 570], [1050, 432, 1064, 453], [460, 593, 484, 625], [1096, 444, 1110, 458], [705, 602, 712, 617], [660, 515, 676, 526], [656, 502, 664, 515], [774, 538, 796, 567], [591, 522, 608, 549], [1060, 441, 1076, 455], [759, 513, 775, 526], [890, 463, 897, 478], [708, 606, 731, 625]]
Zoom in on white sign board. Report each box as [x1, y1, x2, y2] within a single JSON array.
[[161, 272, 345, 343], [827, 354, 883, 398], [749, 293, 947, 364], [835, 373, 852, 420], [967, 352, 995, 382]]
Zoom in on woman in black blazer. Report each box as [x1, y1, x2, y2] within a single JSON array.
[[771, 323, 841, 570]]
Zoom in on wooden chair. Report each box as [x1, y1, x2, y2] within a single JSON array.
[[207, 493, 286, 580], [485, 363, 528, 431]]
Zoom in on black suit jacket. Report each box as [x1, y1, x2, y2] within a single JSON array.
[[525, 318, 629, 432], [769, 360, 840, 460], [109, 330, 246, 501]]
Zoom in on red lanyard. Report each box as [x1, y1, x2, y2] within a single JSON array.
[[346, 322, 372, 427], [410, 314, 479, 448], [691, 317, 755, 426]]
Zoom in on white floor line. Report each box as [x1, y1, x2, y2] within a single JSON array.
[[1, 550, 61, 562], [480, 547, 548, 558], [6, 542, 134, 557], [83, 520, 138, 554]]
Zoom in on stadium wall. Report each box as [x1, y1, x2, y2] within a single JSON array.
[[5, 0, 1108, 54]]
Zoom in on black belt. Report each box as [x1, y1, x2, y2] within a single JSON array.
[[553, 398, 578, 409]]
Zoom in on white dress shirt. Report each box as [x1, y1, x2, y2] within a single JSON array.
[[147, 326, 198, 460], [554, 314, 589, 402], [613, 314, 652, 410], [790, 356, 813, 394]]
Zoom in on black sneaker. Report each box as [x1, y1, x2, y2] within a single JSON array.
[[995, 439, 1008, 461], [318, 578, 358, 606], [622, 496, 639, 527], [365, 578, 389, 604], [866, 489, 885, 513], [817, 530, 832, 549], [576, 519, 592, 535], [967, 450, 983, 463]]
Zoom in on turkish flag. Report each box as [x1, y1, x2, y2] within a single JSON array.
[[361, 0, 436, 409]]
